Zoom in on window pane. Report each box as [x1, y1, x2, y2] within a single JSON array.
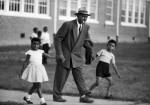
[[121, 17, 125, 22], [59, 0, 67, 16], [9, 0, 20, 12], [122, 10, 125, 15], [135, 18, 138, 23], [39, 0, 47, 14], [106, 15, 111, 21], [107, 0, 112, 7], [141, 19, 144, 24], [24, 0, 34, 13], [106, 8, 111, 14], [128, 18, 132, 22], [0, 0, 5, 10]]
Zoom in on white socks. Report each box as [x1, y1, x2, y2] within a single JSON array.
[[40, 97, 46, 103], [81, 95, 86, 98], [26, 95, 31, 100], [26, 95, 45, 103]]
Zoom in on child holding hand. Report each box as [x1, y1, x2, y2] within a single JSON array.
[[19, 38, 52, 105], [89, 39, 121, 98]]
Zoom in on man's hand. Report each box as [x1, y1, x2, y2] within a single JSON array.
[[56, 54, 66, 63]]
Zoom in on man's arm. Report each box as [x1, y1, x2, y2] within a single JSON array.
[[54, 22, 68, 62], [83, 25, 94, 64]]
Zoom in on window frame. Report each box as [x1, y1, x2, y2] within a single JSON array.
[[121, 0, 146, 27], [59, 0, 99, 24], [0, 0, 51, 19]]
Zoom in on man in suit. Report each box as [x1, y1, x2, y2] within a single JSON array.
[[53, 7, 93, 103]]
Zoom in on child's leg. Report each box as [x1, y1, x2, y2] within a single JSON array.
[[28, 83, 37, 95], [35, 83, 46, 104], [89, 77, 101, 91], [26, 83, 37, 100], [23, 83, 37, 104], [105, 77, 113, 97]]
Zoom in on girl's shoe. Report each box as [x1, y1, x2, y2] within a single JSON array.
[[40, 102, 47, 105], [23, 96, 33, 104]]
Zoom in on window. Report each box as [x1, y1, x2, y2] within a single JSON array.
[[121, 0, 146, 27], [105, 0, 114, 25], [0, 0, 5, 10], [0, 0, 50, 19], [59, 0, 98, 23], [24, 0, 34, 13], [38, 0, 48, 14], [9, 0, 20, 12]]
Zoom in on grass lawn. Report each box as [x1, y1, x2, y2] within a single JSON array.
[[0, 43, 150, 103]]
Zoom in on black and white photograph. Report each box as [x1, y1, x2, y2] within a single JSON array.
[[0, 0, 150, 105]]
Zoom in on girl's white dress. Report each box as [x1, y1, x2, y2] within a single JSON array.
[[21, 49, 48, 83]]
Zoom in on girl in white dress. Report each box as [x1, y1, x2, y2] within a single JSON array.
[[20, 38, 52, 105], [89, 39, 121, 99]]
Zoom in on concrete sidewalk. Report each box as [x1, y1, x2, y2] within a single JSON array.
[[0, 89, 149, 105]]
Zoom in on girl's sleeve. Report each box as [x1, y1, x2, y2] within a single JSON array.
[[97, 49, 103, 56], [41, 50, 44, 54], [25, 50, 31, 55]]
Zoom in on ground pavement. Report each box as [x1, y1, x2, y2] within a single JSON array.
[[0, 89, 149, 105]]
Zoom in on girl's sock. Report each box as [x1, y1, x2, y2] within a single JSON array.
[[40, 97, 46, 103], [81, 95, 86, 98], [26, 94, 31, 100]]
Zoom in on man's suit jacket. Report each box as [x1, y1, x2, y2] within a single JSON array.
[[54, 19, 93, 68]]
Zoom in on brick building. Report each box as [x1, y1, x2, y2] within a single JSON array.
[[0, 0, 149, 45]]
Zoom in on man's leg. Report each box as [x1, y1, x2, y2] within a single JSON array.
[[53, 63, 70, 101], [72, 67, 93, 103]]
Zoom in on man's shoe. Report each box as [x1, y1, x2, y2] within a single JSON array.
[[23, 96, 33, 104], [53, 98, 66, 102], [80, 97, 93, 103]]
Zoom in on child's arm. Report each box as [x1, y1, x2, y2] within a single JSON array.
[[112, 63, 121, 78], [19, 55, 30, 78], [43, 53, 55, 59], [91, 54, 98, 63]]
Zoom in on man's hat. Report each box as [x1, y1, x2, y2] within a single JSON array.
[[75, 7, 90, 16]]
